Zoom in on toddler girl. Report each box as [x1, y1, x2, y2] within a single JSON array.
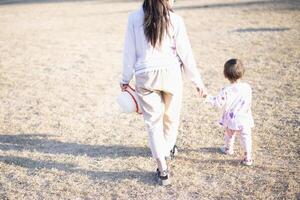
[[205, 59, 254, 166]]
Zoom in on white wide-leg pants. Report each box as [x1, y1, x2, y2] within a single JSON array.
[[135, 67, 182, 159]]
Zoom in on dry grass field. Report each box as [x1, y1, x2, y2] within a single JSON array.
[[0, 0, 299, 199]]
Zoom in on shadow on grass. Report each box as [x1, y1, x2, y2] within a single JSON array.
[[0, 134, 151, 158], [174, 0, 299, 11], [176, 155, 242, 166], [0, 155, 156, 185], [1, 0, 298, 11], [0, 0, 140, 6], [179, 147, 243, 166], [233, 27, 290, 33], [181, 147, 221, 154]]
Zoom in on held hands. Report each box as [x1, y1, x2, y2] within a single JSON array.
[[197, 86, 208, 98], [197, 86, 215, 104]]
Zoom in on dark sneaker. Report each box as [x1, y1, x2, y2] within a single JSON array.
[[156, 169, 171, 186]]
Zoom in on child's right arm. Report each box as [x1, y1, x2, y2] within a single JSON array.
[[205, 88, 227, 109]]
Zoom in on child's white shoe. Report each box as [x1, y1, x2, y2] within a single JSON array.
[[241, 158, 253, 166], [220, 146, 234, 155]]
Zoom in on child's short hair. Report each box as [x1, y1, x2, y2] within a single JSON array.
[[223, 59, 245, 82]]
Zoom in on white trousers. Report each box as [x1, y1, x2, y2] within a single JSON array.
[[135, 67, 182, 159], [225, 127, 252, 158]]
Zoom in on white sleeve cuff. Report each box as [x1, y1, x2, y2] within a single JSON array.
[[119, 79, 130, 85]]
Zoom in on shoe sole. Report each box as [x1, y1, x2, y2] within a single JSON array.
[[157, 176, 171, 186], [242, 161, 253, 166], [156, 170, 171, 186], [160, 179, 171, 186]]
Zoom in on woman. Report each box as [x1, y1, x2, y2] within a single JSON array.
[[120, 0, 206, 186]]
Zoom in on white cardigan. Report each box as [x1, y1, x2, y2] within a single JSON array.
[[121, 8, 204, 89]]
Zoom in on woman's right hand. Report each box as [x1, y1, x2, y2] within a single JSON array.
[[120, 83, 129, 92]]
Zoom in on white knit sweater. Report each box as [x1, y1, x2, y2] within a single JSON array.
[[121, 8, 204, 89]]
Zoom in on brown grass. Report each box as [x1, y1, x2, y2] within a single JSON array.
[[0, 0, 299, 199]]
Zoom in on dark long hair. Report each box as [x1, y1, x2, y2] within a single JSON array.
[[143, 0, 171, 48]]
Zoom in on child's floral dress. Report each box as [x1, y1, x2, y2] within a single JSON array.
[[206, 82, 254, 130]]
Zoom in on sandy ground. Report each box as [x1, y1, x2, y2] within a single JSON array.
[[0, 0, 299, 199]]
